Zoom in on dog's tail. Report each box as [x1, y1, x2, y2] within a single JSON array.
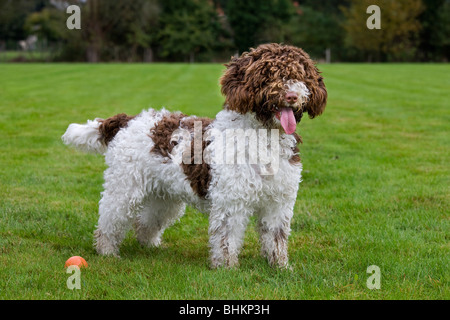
[[62, 118, 107, 154], [62, 113, 136, 155]]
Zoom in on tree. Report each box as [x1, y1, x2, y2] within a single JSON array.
[[417, 0, 450, 61], [436, 0, 450, 61], [284, 5, 344, 61], [97, 0, 160, 62], [158, 0, 225, 62], [77, 0, 161, 62], [283, 1, 350, 61], [256, 0, 296, 45], [224, 0, 295, 54], [24, 7, 68, 43], [0, 0, 46, 49], [341, 0, 424, 62]]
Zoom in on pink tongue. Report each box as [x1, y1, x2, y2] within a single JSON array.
[[280, 108, 297, 134]]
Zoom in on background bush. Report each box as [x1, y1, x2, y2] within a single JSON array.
[[1, 0, 449, 62]]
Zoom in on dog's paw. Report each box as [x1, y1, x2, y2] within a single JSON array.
[[210, 257, 240, 270]]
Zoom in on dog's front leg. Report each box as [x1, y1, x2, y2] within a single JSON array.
[[208, 204, 252, 269], [256, 202, 295, 269]]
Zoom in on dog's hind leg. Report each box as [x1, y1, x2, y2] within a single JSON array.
[[134, 196, 186, 248], [94, 167, 147, 257], [94, 192, 136, 257]]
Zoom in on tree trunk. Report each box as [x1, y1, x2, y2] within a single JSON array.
[[143, 48, 154, 63], [86, 0, 100, 63], [87, 44, 99, 63]]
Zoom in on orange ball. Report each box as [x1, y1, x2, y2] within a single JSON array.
[[65, 256, 88, 269]]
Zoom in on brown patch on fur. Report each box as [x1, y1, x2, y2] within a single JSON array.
[[98, 113, 135, 146], [149, 113, 214, 198], [274, 226, 287, 246], [289, 132, 302, 165], [220, 233, 231, 266], [220, 43, 327, 128], [149, 112, 186, 158], [272, 225, 289, 267], [180, 117, 214, 198]]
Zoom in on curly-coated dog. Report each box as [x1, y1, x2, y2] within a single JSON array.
[[62, 43, 327, 268]]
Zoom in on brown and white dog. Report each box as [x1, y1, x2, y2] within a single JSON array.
[[62, 43, 327, 268]]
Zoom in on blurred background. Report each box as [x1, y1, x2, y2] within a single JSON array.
[[0, 0, 449, 63]]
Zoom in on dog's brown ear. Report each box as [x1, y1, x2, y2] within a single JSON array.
[[220, 54, 254, 114], [304, 74, 327, 118]]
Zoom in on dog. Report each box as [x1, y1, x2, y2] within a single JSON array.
[[62, 43, 327, 268]]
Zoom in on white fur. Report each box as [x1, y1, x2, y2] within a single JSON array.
[[62, 119, 107, 154], [284, 80, 310, 107], [62, 108, 302, 268]]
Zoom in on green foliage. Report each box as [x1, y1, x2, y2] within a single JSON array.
[[24, 8, 68, 42], [224, 0, 295, 53], [0, 0, 449, 62], [100, 0, 160, 61], [0, 0, 46, 47], [285, 5, 343, 60], [417, 0, 450, 61], [437, 0, 450, 58], [158, 0, 225, 62], [342, 0, 424, 62]]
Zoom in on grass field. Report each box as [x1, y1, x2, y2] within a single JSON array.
[[0, 51, 52, 63], [0, 63, 448, 300]]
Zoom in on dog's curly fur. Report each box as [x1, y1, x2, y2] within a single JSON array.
[[62, 43, 327, 268], [221, 43, 327, 126]]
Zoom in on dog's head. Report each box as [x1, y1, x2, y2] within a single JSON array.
[[220, 43, 327, 134]]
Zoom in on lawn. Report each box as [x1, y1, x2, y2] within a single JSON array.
[[0, 63, 448, 300], [0, 51, 53, 63]]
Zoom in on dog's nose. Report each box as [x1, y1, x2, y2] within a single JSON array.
[[285, 92, 298, 104]]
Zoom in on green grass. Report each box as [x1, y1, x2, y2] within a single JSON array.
[[0, 51, 52, 63], [0, 63, 448, 300]]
